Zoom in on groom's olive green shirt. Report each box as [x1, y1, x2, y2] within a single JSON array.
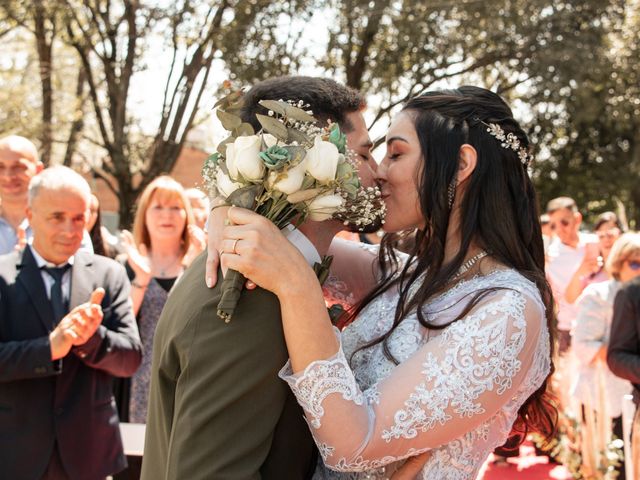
[[141, 252, 316, 479]]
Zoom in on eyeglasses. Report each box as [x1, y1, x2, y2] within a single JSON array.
[[549, 219, 571, 231], [628, 260, 640, 271]]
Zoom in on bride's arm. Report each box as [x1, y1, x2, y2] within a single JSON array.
[[223, 208, 551, 471], [325, 237, 381, 305], [279, 288, 549, 471]]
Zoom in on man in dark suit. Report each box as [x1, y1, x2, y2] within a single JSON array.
[[0, 166, 142, 480], [142, 77, 378, 480]]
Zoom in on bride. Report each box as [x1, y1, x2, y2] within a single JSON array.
[[219, 86, 556, 479]]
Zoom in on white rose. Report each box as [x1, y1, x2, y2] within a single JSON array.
[[263, 133, 278, 148], [305, 135, 340, 183], [225, 135, 265, 181], [268, 158, 308, 195], [216, 170, 242, 198], [306, 193, 344, 222]]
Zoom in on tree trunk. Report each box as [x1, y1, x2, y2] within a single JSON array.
[[33, 2, 53, 165], [63, 65, 86, 166]]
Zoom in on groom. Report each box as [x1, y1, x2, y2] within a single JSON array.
[[141, 76, 378, 480]]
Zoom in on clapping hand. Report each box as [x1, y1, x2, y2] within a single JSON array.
[[49, 288, 106, 360], [120, 230, 151, 285]]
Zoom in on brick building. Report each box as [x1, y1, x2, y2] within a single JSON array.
[[87, 145, 209, 231]]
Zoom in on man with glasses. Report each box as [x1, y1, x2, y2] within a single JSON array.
[[0, 135, 43, 254], [546, 196, 598, 354]]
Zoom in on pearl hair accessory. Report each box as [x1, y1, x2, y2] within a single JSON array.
[[481, 121, 532, 167]]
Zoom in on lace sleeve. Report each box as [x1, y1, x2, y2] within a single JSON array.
[[280, 288, 549, 472]]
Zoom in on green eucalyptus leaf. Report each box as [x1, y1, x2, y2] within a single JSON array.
[[234, 122, 255, 137], [258, 99, 288, 115], [287, 127, 311, 145], [227, 184, 263, 209], [216, 135, 235, 155], [256, 114, 289, 141], [217, 109, 243, 131], [284, 105, 316, 124], [282, 146, 307, 165]]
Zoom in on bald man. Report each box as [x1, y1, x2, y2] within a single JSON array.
[[0, 135, 43, 254]]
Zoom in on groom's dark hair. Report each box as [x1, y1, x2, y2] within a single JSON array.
[[240, 76, 365, 132]]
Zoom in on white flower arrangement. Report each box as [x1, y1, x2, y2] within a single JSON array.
[[202, 87, 386, 322]]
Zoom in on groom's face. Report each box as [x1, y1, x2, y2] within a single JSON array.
[[344, 111, 376, 188]]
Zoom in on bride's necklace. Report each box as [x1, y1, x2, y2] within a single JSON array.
[[453, 250, 488, 280]]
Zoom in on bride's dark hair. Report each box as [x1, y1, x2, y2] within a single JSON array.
[[349, 86, 557, 445]]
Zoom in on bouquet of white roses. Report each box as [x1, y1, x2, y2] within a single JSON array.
[[202, 87, 384, 322]]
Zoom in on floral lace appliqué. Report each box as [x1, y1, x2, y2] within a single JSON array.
[[280, 338, 365, 429], [381, 291, 527, 442]]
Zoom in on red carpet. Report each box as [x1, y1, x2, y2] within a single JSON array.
[[479, 442, 572, 480]]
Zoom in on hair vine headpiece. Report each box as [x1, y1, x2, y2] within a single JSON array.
[[475, 118, 532, 167]]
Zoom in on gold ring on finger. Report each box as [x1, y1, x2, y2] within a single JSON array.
[[232, 238, 239, 255]]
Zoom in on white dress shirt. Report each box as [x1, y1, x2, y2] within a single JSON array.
[[546, 232, 597, 332], [29, 245, 75, 305]]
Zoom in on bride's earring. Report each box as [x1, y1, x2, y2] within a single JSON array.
[[447, 179, 456, 210]]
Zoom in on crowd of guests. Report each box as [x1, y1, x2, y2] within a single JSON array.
[[1, 132, 640, 479], [0, 135, 207, 479], [543, 196, 640, 479]]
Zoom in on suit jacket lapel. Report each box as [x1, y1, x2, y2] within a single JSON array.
[[69, 251, 94, 310], [16, 247, 55, 331]]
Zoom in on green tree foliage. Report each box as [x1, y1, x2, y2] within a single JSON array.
[[1, 0, 638, 226], [527, 1, 640, 227]]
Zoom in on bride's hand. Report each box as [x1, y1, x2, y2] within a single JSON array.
[[204, 204, 257, 290], [204, 204, 228, 288], [221, 207, 314, 297]]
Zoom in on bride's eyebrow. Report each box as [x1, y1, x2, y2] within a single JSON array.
[[386, 136, 409, 146]]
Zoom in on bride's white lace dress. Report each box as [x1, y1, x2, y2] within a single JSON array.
[[280, 244, 551, 480]]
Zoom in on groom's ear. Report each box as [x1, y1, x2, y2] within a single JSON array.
[[457, 144, 477, 183]]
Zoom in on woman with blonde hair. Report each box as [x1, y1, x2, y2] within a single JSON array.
[[121, 175, 202, 423]]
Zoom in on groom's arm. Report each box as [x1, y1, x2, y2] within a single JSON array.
[[166, 284, 290, 479]]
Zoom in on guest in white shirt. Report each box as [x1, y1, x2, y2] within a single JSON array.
[[545, 196, 598, 353], [0, 135, 43, 254]]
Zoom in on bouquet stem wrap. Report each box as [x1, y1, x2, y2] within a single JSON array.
[[217, 269, 247, 323], [216, 185, 260, 323]]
